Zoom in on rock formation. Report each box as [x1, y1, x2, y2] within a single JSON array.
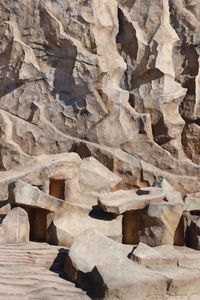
[[0, 0, 200, 299]]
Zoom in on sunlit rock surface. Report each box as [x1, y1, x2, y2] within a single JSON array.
[[0, 0, 200, 299]]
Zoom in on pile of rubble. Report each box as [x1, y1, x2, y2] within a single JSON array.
[[0, 152, 200, 299]]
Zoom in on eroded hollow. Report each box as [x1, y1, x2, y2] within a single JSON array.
[[12, 205, 49, 242], [174, 215, 185, 246], [49, 179, 65, 200], [122, 210, 140, 244]]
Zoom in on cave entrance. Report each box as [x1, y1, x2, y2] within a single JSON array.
[[174, 215, 185, 246], [122, 210, 140, 244], [14, 205, 49, 242], [49, 179, 65, 200]]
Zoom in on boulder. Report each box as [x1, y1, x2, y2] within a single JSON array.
[[184, 195, 200, 212], [186, 217, 200, 250], [9, 180, 64, 212], [98, 187, 165, 214], [182, 123, 200, 164], [79, 157, 122, 192], [64, 229, 168, 299], [132, 243, 188, 266], [64, 229, 200, 299], [0, 203, 11, 214], [47, 203, 122, 247], [148, 264, 200, 297], [141, 202, 184, 246], [2, 207, 29, 244], [155, 179, 184, 204], [91, 262, 168, 300], [64, 229, 132, 278]]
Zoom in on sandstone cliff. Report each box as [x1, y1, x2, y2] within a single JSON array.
[[0, 0, 200, 194], [0, 1, 200, 299]]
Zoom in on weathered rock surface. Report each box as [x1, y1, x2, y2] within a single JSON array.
[[79, 156, 122, 193], [185, 194, 200, 212], [0, 0, 200, 299], [0, 0, 200, 197], [182, 123, 200, 164], [0, 152, 81, 201], [9, 180, 64, 212], [186, 217, 200, 250], [0, 242, 89, 299], [47, 203, 122, 247], [2, 207, 29, 244], [98, 187, 165, 214], [64, 229, 200, 299], [132, 242, 200, 266], [143, 201, 184, 246]]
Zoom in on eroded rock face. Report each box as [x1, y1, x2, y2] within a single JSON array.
[[0, 1, 200, 298], [2, 207, 29, 244], [64, 230, 200, 300], [0, 0, 200, 196]]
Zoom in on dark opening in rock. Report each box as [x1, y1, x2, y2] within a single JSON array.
[[0, 214, 6, 224], [174, 215, 185, 246], [49, 179, 65, 200], [122, 210, 140, 244], [12, 205, 49, 242], [190, 210, 200, 216], [136, 189, 150, 195], [28, 207, 49, 242]]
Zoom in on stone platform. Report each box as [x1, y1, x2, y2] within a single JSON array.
[[0, 242, 89, 300]]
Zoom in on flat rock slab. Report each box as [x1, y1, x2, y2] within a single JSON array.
[[185, 195, 200, 212], [9, 180, 64, 212], [0, 242, 89, 300], [98, 187, 165, 214], [65, 229, 200, 300], [132, 242, 200, 266], [48, 202, 122, 247]]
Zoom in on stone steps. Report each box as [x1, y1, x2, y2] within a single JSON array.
[[0, 242, 90, 299]]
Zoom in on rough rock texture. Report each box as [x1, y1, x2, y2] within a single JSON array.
[[143, 201, 184, 246], [47, 202, 122, 247], [1, 0, 200, 299], [64, 230, 200, 300], [2, 207, 30, 244], [0, 242, 89, 299], [9, 180, 64, 212], [98, 187, 165, 214], [0, 0, 200, 196]]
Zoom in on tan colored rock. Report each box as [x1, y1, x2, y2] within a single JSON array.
[[0, 1, 200, 298], [132, 243, 189, 266], [2, 207, 29, 244], [98, 187, 165, 214], [0, 226, 5, 245], [0, 242, 90, 299], [64, 229, 168, 299], [64, 229, 200, 299], [79, 156, 122, 192], [0, 0, 199, 200], [186, 218, 200, 250], [141, 202, 184, 246], [92, 262, 168, 300], [182, 123, 200, 164], [47, 203, 122, 247], [65, 229, 132, 277], [9, 180, 64, 212], [0, 203, 11, 214], [149, 264, 200, 298], [185, 195, 200, 212], [0, 152, 81, 201], [155, 179, 184, 204]]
